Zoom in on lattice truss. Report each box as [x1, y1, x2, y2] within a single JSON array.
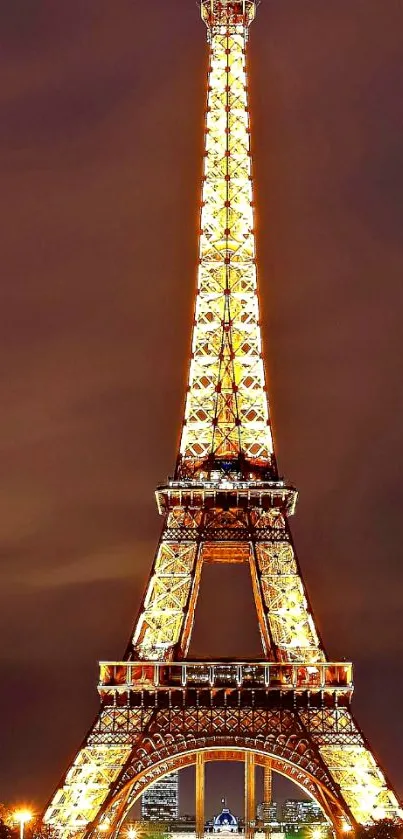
[[44, 704, 403, 835], [43, 745, 131, 839], [44, 709, 154, 839], [252, 509, 324, 663], [179, 25, 274, 471], [132, 509, 200, 659], [320, 746, 403, 825], [130, 504, 325, 664]]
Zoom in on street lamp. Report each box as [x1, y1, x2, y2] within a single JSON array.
[[14, 810, 33, 839]]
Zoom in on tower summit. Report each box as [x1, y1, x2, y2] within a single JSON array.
[[178, 0, 274, 481], [42, 3, 402, 837]]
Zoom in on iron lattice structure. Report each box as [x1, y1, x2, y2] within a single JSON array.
[[43, 2, 402, 837]]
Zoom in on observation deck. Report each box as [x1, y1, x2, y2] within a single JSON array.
[[200, 0, 256, 31], [156, 480, 298, 516], [98, 660, 353, 703]]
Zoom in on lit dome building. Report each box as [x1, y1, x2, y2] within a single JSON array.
[[212, 802, 239, 833]]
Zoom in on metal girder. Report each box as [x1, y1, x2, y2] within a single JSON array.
[[43, 698, 402, 837], [177, 15, 274, 479], [129, 502, 325, 664]]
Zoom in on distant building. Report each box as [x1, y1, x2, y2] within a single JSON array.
[[212, 802, 239, 833], [141, 772, 179, 822], [282, 799, 324, 825], [299, 800, 325, 823], [256, 801, 278, 824]]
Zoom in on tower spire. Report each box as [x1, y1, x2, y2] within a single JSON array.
[[177, 0, 275, 481]]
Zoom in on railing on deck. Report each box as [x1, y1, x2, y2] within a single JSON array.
[[98, 660, 353, 694]]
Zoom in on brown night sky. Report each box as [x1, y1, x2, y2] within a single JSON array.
[[1, 0, 403, 818]]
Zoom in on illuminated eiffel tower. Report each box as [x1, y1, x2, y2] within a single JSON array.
[[43, 2, 402, 837]]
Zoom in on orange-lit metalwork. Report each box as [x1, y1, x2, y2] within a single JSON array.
[[42, 2, 402, 837], [178, 6, 273, 476]]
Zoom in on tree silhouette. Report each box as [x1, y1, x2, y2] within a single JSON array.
[[357, 819, 403, 839]]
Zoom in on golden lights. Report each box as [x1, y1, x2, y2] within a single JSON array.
[[43, 746, 131, 839], [319, 745, 403, 825], [14, 809, 33, 839], [14, 811, 33, 824], [39, 2, 403, 837], [179, 21, 274, 473]]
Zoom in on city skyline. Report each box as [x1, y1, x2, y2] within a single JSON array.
[[0, 0, 398, 824], [141, 772, 179, 822]]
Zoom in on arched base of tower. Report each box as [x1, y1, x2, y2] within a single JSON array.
[[43, 671, 403, 838], [87, 745, 351, 839]]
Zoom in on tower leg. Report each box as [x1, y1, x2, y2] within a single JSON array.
[[196, 752, 205, 839], [263, 760, 272, 836], [245, 752, 256, 839]]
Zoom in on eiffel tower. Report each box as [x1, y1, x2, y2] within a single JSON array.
[[43, 2, 402, 837]]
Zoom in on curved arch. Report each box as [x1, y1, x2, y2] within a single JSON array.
[[95, 747, 350, 839]]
